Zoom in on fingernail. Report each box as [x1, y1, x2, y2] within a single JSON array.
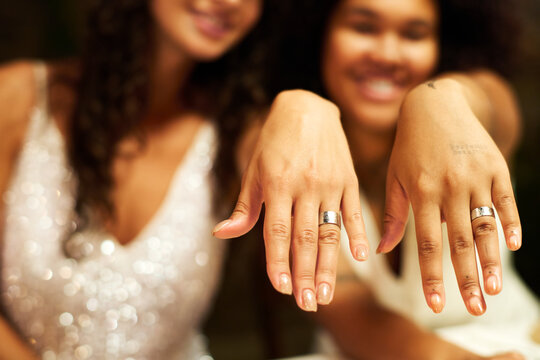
[[317, 283, 332, 305], [469, 297, 484, 315], [430, 293, 443, 313], [212, 220, 231, 235], [278, 273, 292, 295], [509, 230, 520, 249], [355, 245, 368, 260], [302, 289, 317, 312], [486, 274, 499, 293]]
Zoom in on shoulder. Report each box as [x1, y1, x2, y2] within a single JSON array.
[[0, 60, 37, 161], [0, 61, 38, 217], [0, 60, 36, 132]]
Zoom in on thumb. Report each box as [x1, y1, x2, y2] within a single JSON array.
[[378, 173, 409, 253], [212, 173, 263, 238]]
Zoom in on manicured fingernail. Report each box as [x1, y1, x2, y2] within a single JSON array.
[[509, 230, 520, 249], [486, 275, 499, 293], [212, 220, 231, 235], [469, 297, 484, 315], [430, 293, 443, 313], [355, 245, 368, 260], [302, 289, 317, 312], [278, 273, 292, 295], [317, 283, 332, 305]]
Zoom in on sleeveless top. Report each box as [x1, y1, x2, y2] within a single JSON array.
[[1, 63, 226, 360], [337, 190, 540, 357]]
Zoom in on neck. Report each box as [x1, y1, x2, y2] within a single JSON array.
[[146, 31, 196, 122], [344, 120, 395, 202]]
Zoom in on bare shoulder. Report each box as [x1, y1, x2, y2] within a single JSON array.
[[0, 60, 36, 134], [0, 61, 39, 235]]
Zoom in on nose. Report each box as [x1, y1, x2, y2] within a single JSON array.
[[370, 33, 403, 67]]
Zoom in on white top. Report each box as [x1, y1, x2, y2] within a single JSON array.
[[1, 64, 226, 359], [339, 191, 540, 358]]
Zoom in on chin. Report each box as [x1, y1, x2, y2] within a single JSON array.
[[348, 105, 400, 133]]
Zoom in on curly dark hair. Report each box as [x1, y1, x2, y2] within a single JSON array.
[[68, 0, 289, 225], [269, 0, 523, 96]]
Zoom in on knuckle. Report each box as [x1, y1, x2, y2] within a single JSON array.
[[417, 238, 439, 258], [413, 174, 438, 201], [383, 211, 406, 228], [423, 278, 443, 290], [346, 210, 364, 224], [316, 267, 337, 280], [481, 261, 499, 275], [266, 259, 289, 272], [265, 173, 289, 193], [473, 220, 496, 238], [442, 170, 467, 192], [295, 228, 318, 248], [233, 200, 250, 216], [319, 228, 340, 246], [266, 222, 290, 242], [460, 278, 479, 294], [494, 193, 515, 208], [451, 235, 474, 255], [294, 270, 315, 283]]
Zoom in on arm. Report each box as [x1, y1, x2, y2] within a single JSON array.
[[315, 255, 523, 360], [0, 61, 41, 360], [213, 89, 369, 311], [0, 317, 38, 360], [381, 70, 522, 315]]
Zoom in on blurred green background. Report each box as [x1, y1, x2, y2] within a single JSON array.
[[0, 1, 538, 359]]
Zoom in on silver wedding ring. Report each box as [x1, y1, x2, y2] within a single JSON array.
[[471, 206, 495, 221], [319, 211, 341, 228]]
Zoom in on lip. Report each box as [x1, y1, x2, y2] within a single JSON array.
[[191, 8, 232, 40], [353, 76, 405, 103]]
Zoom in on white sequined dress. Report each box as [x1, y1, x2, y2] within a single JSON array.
[[1, 64, 226, 359]]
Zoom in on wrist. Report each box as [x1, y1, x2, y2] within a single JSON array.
[[273, 89, 340, 121]]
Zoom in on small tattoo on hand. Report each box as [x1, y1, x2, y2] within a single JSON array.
[[450, 143, 487, 155], [427, 81, 436, 89]]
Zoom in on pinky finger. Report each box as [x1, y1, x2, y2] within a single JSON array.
[[492, 175, 521, 251], [341, 184, 369, 261]]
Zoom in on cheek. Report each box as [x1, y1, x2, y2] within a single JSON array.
[[406, 42, 439, 81], [322, 31, 355, 85]]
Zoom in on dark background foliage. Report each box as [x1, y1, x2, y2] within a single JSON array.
[[0, 1, 538, 359]]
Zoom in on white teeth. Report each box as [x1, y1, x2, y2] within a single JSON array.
[[366, 80, 395, 94]]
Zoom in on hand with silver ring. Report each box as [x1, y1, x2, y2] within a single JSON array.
[[319, 211, 341, 228], [212, 90, 368, 312], [379, 75, 522, 316]]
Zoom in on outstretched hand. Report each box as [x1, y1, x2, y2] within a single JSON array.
[[380, 78, 521, 315], [213, 90, 368, 311]]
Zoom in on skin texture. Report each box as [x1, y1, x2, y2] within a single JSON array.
[[0, 0, 366, 356], [314, 0, 523, 358]]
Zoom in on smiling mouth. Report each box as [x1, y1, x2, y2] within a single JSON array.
[[191, 9, 232, 40], [355, 78, 405, 102]]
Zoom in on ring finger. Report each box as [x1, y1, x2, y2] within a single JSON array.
[[470, 191, 502, 296], [444, 193, 486, 316], [315, 198, 342, 305]]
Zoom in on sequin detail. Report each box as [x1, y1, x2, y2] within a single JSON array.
[[1, 64, 224, 359]]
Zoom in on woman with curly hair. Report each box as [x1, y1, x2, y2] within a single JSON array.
[[0, 0, 370, 358], [275, 0, 539, 358]]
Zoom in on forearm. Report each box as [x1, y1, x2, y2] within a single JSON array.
[[0, 316, 38, 360], [315, 281, 480, 360]]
